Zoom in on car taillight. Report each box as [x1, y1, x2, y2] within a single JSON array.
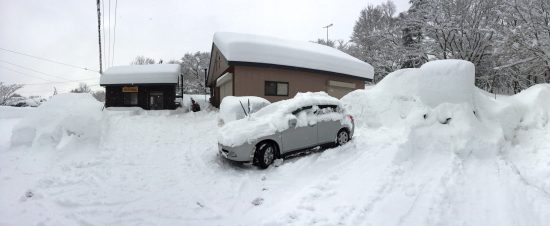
[[348, 115, 354, 122]]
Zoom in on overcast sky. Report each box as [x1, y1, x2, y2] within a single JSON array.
[[0, 0, 410, 97]]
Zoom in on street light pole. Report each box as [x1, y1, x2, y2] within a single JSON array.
[[323, 23, 333, 44]]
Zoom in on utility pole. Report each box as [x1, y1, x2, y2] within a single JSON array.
[[323, 23, 333, 44], [204, 68, 208, 102], [96, 0, 103, 74]]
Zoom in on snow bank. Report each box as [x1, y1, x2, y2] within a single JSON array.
[[342, 60, 550, 158], [218, 92, 342, 147], [218, 96, 270, 126], [509, 84, 550, 129], [342, 60, 477, 127], [0, 106, 35, 119], [10, 93, 104, 148]]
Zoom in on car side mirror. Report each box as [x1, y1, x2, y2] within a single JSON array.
[[288, 118, 297, 128]]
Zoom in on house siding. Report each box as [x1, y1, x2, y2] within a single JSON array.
[[233, 65, 365, 103]]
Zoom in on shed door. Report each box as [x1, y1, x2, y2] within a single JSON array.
[[327, 80, 356, 98], [217, 73, 233, 102], [149, 92, 164, 110]]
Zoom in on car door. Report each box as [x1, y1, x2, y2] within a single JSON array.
[[316, 105, 342, 144], [281, 106, 318, 153]]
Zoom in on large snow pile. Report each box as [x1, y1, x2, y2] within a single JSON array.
[[218, 96, 270, 126], [373, 59, 475, 107], [342, 59, 550, 159], [342, 60, 476, 127], [10, 93, 104, 148], [218, 92, 342, 147]]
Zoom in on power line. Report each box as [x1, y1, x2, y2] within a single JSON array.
[[1, 59, 70, 81], [0, 65, 97, 85], [111, 0, 118, 66], [24, 79, 98, 86], [0, 59, 99, 82], [0, 47, 99, 72], [0, 64, 55, 82]]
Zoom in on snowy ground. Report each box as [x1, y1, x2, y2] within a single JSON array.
[[1, 61, 550, 226], [1, 102, 550, 225]]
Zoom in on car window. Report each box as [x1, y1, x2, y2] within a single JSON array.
[[316, 105, 338, 115], [293, 106, 318, 127], [292, 105, 313, 115]]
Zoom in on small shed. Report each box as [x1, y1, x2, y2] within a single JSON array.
[[206, 32, 374, 107], [100, 64, 181, 110]]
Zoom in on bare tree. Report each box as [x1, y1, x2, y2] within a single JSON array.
[[492, 0, 550, 93], [349, 0, 405, 82], [0, 82, 24, 105], [312, 39, 335, 47], [131, 56, 156, 65], [70, 83, 92, 93], [180, 52, 211, 94]]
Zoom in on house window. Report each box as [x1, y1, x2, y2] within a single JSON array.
[[265, 81, 289, 96], [123, 93, 138, 105]]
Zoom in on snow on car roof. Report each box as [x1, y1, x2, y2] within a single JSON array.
[[253, 92, 340, 117], [213, 32, 374, 80], [100, 64, 181, 85]]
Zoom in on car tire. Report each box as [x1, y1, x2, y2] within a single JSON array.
[[336, 129, 350, 146], [255, 142, 277, 169]]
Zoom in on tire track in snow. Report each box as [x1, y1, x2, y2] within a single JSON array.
[[260, 127, 408, 226]]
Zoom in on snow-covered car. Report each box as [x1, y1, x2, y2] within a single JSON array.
[[218, 96, 270, 126], [218, 92, 354, 168]]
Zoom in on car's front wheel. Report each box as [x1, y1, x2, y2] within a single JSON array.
[[336, 129, 350, 146], [255, 142, 276, 169]]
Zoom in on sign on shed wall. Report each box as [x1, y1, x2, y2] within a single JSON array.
[[122, 86, 139, 93]]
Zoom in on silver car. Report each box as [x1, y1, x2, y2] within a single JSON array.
[[218, 103, 354, 169]]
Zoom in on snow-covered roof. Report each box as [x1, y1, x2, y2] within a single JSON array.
[[100, 64, 181, 85], [213, 32, 374, 80]]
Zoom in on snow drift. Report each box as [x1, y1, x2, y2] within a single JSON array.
[[342, 59, 550, 158], [10, 93, 104, 148]]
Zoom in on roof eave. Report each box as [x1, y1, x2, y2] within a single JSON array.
[[228, 61, 373, 82]]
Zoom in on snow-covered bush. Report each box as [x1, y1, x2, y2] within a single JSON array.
[[218, 96, 270, 126], [10, 93, 104, 148]]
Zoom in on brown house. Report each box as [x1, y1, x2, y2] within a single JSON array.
[[206, 32, 374, 107], [100, 64, 181, 110]]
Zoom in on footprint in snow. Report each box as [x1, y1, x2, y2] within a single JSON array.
[[252, 197, 264, 206], [20, 190, 36, 202]]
